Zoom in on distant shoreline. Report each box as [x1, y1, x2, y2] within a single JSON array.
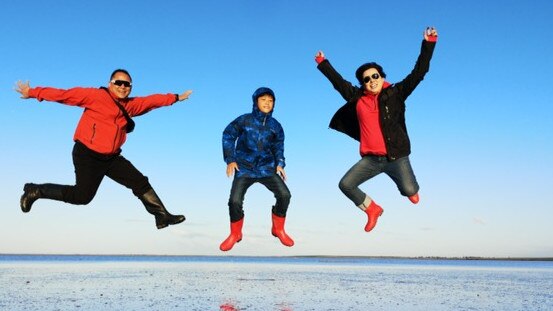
[[298, 255, 553, 261], [1, 253, 552, 261]]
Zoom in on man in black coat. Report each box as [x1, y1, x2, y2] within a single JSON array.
[[315, 27, 438, 233]]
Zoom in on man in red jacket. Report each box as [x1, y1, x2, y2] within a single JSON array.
[[15, 69, 192, 229], [315, 27, 438, 233]]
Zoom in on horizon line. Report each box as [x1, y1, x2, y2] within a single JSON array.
[[1, 253, 552, 261]]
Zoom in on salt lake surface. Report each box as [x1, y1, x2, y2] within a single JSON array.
[[0, 255, 551, 311]]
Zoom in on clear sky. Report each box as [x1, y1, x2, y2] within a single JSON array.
[[1, 0, 552, 257]]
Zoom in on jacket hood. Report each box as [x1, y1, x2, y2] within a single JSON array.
[[251, 87, 276, 116]]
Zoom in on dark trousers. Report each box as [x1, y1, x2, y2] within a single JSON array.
[[227, 174, 291, 222], [58, 141, 151, 205]]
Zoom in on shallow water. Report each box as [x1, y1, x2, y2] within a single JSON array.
[[0, 255, 551, 310]]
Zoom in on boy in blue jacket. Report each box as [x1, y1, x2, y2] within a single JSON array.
[[220, 87, 294, 251]]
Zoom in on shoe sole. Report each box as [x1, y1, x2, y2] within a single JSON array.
[[156, 216, 186, 229]]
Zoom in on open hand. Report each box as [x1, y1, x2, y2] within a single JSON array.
[[276, 166, 287, 181], [226, 162, 239, 178], [15, 80, 31, 99]]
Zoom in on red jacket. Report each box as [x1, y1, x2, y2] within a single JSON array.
[[29, 87, 178, 155], [356, 82, 391, 156]]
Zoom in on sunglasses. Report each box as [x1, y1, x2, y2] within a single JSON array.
[[363, 73, 380, 84], [111, 80, 132, 88]]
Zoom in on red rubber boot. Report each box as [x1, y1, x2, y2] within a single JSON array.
[[220, 218, 244, 251], [271, 213, 294, 247], [364, 201, 384, 232], [408, 193, 420, 204]]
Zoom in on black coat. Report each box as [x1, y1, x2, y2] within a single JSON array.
[[317, 40, 436, 161]]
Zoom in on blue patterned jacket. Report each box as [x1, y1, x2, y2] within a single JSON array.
[[222, 88, 285, 178]]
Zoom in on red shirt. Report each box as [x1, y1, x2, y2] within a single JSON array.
[[357, 92, 386, 156], [29, 87, 177, 154]]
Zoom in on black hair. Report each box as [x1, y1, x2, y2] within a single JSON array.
[[110, 69, 132, 81], [355, 62, 386, 85]]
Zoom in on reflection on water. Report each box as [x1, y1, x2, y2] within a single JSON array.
[[220, 301, 292, 311], [220, 302, 239, 311], [0, 255, 551, 311]]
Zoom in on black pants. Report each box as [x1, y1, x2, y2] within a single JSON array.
[[227, 174, 291, 222], [59, 141, 151, 205]]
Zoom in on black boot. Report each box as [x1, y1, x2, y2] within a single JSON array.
[[20, 183, 65, 213], [139, 189, 185, 229]]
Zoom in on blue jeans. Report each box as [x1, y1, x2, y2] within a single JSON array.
[[338, 155, 419, 206], [228, 174, 291, 222]]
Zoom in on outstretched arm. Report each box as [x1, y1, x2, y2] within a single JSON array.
[[15, 80, 31, 99], [125, 89, 193, 116], [14, 81, 91, 106]]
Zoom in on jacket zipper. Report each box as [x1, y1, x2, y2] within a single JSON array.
[[112, 109, 122, 153], [90, 124, 96, 143], [255, 115, 268, 168], [382, 105, 394, 160]]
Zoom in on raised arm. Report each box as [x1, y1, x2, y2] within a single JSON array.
[[394, 26, 438, 99], [315, 51, 360, 101]]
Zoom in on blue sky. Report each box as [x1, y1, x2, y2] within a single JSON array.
[[1, 0, 552, 257]]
